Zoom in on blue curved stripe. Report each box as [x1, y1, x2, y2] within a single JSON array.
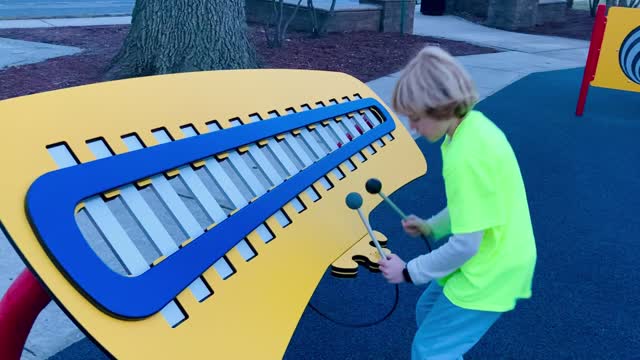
[[619, 27, 640, 84], [26, 98, 395, 318]]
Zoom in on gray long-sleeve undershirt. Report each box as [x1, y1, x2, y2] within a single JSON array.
[[406, 208, 484, 285]]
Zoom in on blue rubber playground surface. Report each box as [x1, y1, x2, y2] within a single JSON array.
[[51, 67, 640, 359]]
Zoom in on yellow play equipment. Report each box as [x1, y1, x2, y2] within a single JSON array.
[[577, 5, 640, 115], [0, 70, 426, 359]]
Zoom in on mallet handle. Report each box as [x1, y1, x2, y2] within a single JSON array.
[[380, 192, 407, 219], [379, 192, 433, 252], [356, 208, 387, 260]]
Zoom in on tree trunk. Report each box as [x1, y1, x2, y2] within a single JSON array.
[[105, 0, 258, 80]]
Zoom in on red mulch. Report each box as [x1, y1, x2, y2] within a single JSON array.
[[0, 24, 498, 101]]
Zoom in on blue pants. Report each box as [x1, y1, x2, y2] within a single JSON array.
[[412, 281, 502, 360]]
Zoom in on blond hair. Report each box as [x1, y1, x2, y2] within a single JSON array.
[[392, 46, 478, 120]]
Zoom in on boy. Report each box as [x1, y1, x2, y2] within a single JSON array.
[[378, 46, 537, 359]]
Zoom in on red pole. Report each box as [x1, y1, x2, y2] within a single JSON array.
[[0, 269, 52, 360], [576, 4, 608, 116]]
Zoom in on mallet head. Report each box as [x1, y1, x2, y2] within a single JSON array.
[[345, 191, 387, 260], [345, 192, 363, 210], [365, 178, 382, 195]]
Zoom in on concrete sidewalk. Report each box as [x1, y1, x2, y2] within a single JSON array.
[[0, 37, 81, 69], [0, 1, 132, 20], [0, 9, 590, 360], [0, 16, 131, 71], [0, 16, 131, 29]]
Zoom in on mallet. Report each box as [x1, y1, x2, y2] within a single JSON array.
[[346, 192, 387, 261], [365, 178, 407, 219], [365, 178, 433, 252]]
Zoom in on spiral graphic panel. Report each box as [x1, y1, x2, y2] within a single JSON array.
[[592, 7, 640, 93], [619, 26, 640, 85]]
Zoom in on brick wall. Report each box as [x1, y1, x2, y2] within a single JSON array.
[[362, 0, 416, 33], [537, 0, 567, 25], [486, 0, 539, 30], [246, 0, 413, 33], [445, 0, 490, 18], [444, 0, 568, 30]]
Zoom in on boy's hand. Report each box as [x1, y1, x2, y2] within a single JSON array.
[[378, 254, 407, 284], [402, 215, 432, 237]]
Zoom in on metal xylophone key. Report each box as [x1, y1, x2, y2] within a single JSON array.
[[331, 98, 378, 158], [313, 101, 363, 170], [150, 129, 237, 275], [283, 108, 335, 191], [48, 142, 193, 327], [206, 121, 293, 231], [204, 121, 277, 242], [179, 125, 258, 260], [294, 99, 399, 200], [240, 113, 307, 212], [298, 100, 382, 179], [299, 104, 347, 184], [259, 117, 316, 206], [140, 129, 263, 260]]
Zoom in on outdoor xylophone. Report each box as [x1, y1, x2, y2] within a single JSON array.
[[0, 70, 426, 359]]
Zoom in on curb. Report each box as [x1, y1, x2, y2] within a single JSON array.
[[0, 16, 131, 29]]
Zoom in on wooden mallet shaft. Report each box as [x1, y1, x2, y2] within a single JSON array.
[[346, 192, 387, 260], [365, 178, 433, 252]]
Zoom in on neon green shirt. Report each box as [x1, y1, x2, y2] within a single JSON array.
[[438, 110, 537, 312]]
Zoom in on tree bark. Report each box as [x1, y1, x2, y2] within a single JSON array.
[[105, 0, 258, 80]]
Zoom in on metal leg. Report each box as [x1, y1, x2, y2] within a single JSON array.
[[0, 269, 51, 360]]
